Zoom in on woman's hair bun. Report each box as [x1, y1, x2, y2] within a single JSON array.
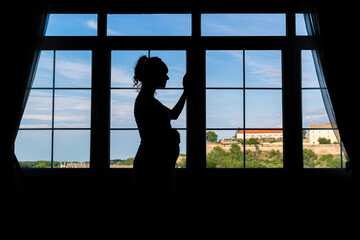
[[133, 55, 167, 89]]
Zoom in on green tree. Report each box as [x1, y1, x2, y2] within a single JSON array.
[[176, 155, 186, 168], [319, 154, 341, 168], [206, 131, 218, 143], [233, 127, 242, 138], [246, 138, 260, 145], [207, 146, 224, 168], [230, 143, 241, 154], [207, 145, 244, 168], [37, 161, 49, 168], [124, 157, 134, 165], [303, 130, 308, 139], [318, 137, 331, 144], [229, 143, 243, 167], [245, 149, 263, 168], [268, 149, 281, 159], [303, 149, 318, 168]]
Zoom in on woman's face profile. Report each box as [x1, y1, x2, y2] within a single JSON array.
[[152, 63, 169, 89], [157, 69, 169, 88]]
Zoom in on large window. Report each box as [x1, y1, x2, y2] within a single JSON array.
[[15, 11, 347, 171]]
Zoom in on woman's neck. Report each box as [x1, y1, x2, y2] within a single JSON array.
[[139, 86, 156, 97]]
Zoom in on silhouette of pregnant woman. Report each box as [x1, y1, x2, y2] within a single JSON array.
[[132, 55, 189, 211]]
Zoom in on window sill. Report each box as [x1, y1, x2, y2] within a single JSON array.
[[21, 167, 351, 179]]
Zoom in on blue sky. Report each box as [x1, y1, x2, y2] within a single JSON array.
[[202, 14, 286, 36], [16, 13, 327, 163]]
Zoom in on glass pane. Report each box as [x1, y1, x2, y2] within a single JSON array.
[[53, 130, 90, 168], [111, 89, 138, 128], [206, 90, 243, 128], [20, 90, 52, 128], [302, 50, 319, 88], [206, 130, 244, 168], [112, 90, 187, 129], [177, 130, 187, 168], [245, 90, 282, 128], [201, 14, 286, 36], [302, 90, 330, 128], [303, 129, 341, 168], [206, 50, 243, 88], [296, 14, 308, 36], [110, 130, 186, 168], [150, 51, 186, 88], [156, 89, 187, 129], [245, 50, 282, 88], [54, 90, 91, 128], [244, 130, 283, 168], [110, 130, 140, 168], [111, 50, 148, 87], [110, 130, 187, 168], [107, 14, 191, 36], [33, 51, 53, 88], [46, 14, 97, 36], [55, 51, 92, 88], [15, 130, 52, 168]]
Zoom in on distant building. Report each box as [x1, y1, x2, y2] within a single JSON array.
[[220, 138, 239, 144], [60, 162, 89, 168], [309, 122, 337, 144], [236, 128, 283, 140]]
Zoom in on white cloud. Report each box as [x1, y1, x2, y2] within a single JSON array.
[[203, 22, 240, 36], [37, 52, 91, 85], [250, 68, 282, 85], [55, 114, 89, 122], [86, 20, 97, 30], [86, 19, 121, 35], [303, 111, 329, 125], [56, 60, 91, 82], [19, 124, 52, 128], [227, 51, 243, 59], [111, 100, 136, 127], [53, 92, 91, 127], [251, 68, 281, 78], [107, 28, 121, 35], [111, 66, 133, 85], [245, 54, 282, 86], [23, 114, 52, 121]]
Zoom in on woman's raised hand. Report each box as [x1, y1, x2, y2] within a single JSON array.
[[182, 73, 190, 95]]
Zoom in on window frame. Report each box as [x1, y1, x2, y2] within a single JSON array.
[[19, 7, 347, 178]]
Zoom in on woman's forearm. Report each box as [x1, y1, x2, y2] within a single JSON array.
[[170, 91, 187, 120]]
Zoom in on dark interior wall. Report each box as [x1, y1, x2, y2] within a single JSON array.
[[19, 169, 351, 214], [318, 6, 358, 174], [6, 1, 358, 212]]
